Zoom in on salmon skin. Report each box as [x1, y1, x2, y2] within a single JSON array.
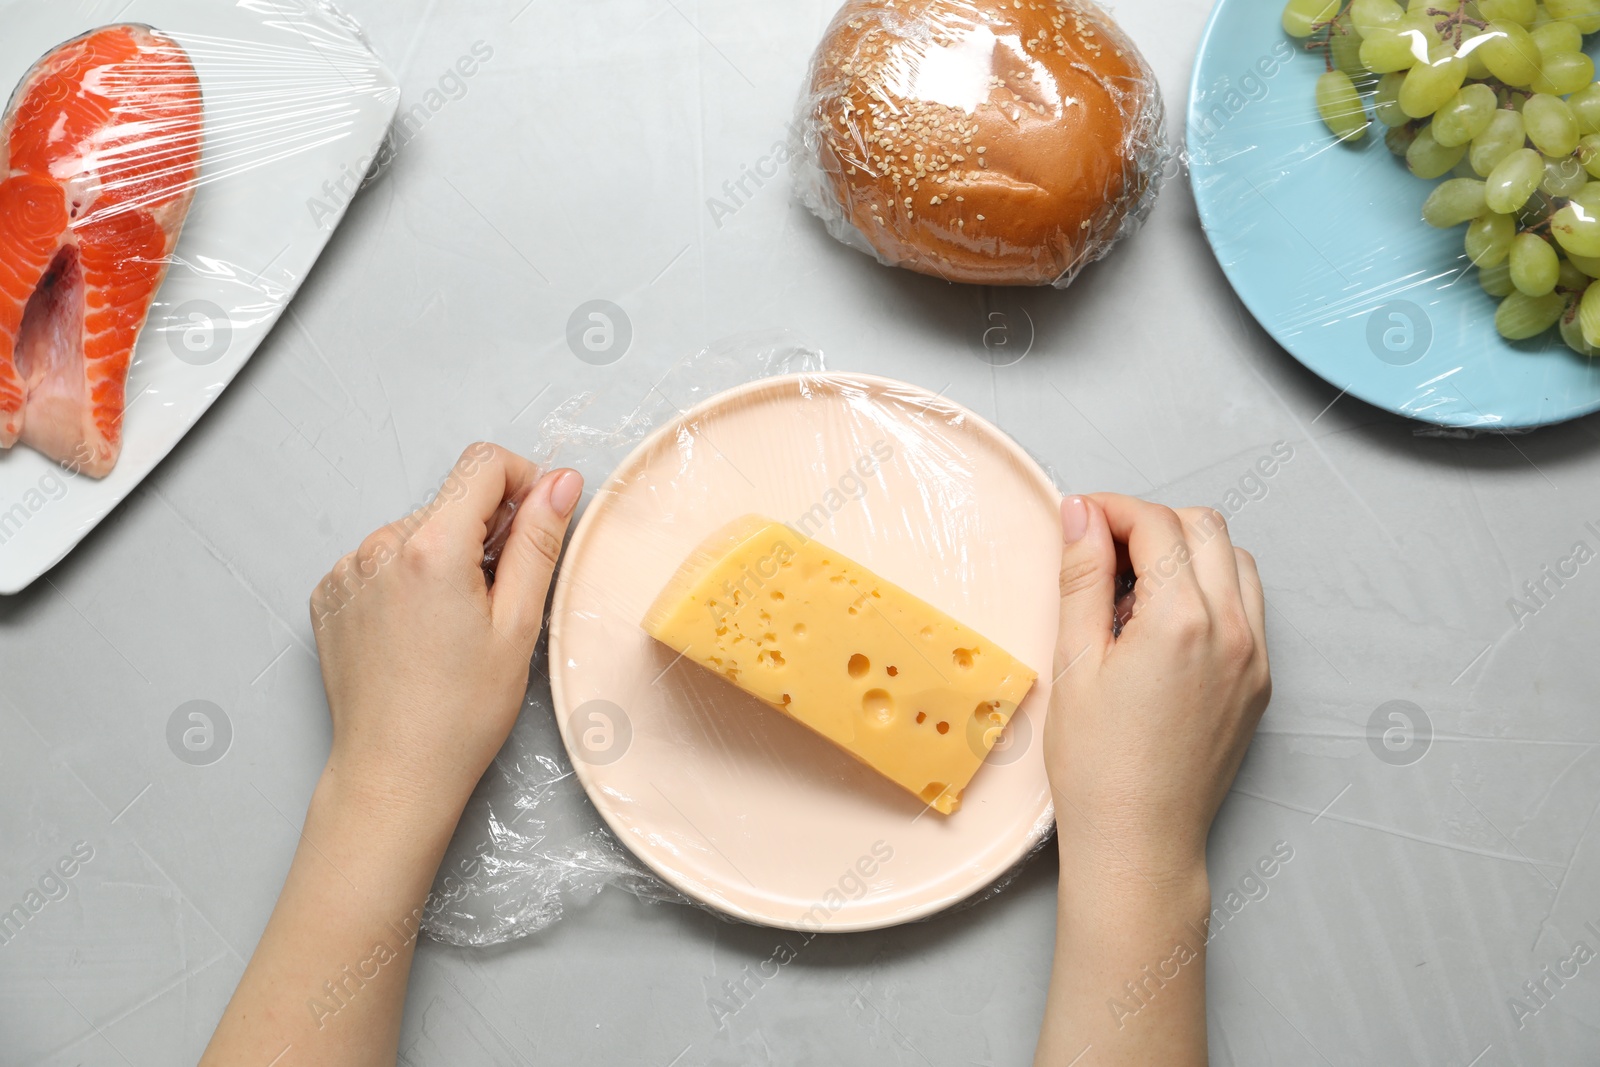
[[0, 25, 202, 478]]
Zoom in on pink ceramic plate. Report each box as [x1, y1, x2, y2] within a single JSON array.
[[548, 373, 1062, 931]]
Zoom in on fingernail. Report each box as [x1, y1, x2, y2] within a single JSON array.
[[1062, 496, 1088, 544], [549, 470, 583, 517]]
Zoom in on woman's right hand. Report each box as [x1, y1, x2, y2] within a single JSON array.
[[1046, 493, 1272, 888], [1033, 493, 1272, 1066]]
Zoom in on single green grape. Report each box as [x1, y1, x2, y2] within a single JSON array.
[[1524, 93, 1579, 155], [1478, 20, 1545, 85], [1466, 212, 1517, 265], [1361, 26, 1425, 72], [1316, 70, 1370, 142], [1510, 231, 1561, 295], [1408, 123, 1468, 178], [1352, 0, 1405, 34], [1569, 179, 1600, 211], [1561, 295, 1600, 355], [1422, 178, 1489, 226], [1481, 0, 1540, 21], [1581, 277, 1600, 344], [1530, 20, 1583, 56], [1481, 261, 1518, 296], [1432, 84, 1499, 146], [1283, 0, 1341, 37], [1546, 0, 1600, 34], [1471, 109, 1527, 176], [1566, 250, 1600, 276], [1485, 148, 1547, 212], [1531, 51, 1595, 95], [1496, 289, 1567, 338], [1375, 72, 1409, 126], [1544, 154, 1590, 197], [1559, 299, 1600, 355], [1551, 199, 1600, 257], [1400, 45, 1468, 119], [1559, 258, 1589, 291], [1570, 83, 1600, 134], [1560, 315, 1597, 355]]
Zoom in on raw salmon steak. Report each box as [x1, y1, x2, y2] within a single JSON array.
[[0, 25, 202, 478]]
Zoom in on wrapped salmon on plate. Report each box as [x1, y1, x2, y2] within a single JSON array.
[[0, 25, 202, 478]]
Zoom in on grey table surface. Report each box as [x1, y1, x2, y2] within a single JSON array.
[[4, 0, 1600, 1064]]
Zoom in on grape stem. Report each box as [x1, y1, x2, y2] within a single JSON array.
[[1521, 200, 1562, 237], [1427, 3, 1487, 48], [1307, 2, 1354, 75]]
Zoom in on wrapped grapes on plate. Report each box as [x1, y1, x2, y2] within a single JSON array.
[[1285, 0, 1600, 354]]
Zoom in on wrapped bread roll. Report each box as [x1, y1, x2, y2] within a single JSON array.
[[795, 0, 1167, 287]]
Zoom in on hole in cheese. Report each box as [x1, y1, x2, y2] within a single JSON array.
[[886, 666, 898, 677], [916, 711, 927, 724], [936, 721, 950, 734], [793, 623, 807, 637], [771, 591, 784, 600], [953, 647, 977, 669], [847, 653, 870, 678], [862, 689, 895, 725]]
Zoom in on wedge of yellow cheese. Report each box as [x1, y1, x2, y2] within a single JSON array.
[[642, 516, 1037, 814]]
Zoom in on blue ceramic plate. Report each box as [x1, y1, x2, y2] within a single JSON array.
[[1188, 3, 1600, 429]]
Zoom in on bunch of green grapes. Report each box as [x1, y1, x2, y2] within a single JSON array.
[[1283, 0, 1600, 355]]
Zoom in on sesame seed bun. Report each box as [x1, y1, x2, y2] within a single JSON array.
[[800, 0, 1165, 287]]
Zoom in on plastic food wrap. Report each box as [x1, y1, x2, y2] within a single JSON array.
[[1187, 0, 1600, 429], [0, 1, 398, 594], [792, 0, 1169, 287], [425, 334, 1064, 946]]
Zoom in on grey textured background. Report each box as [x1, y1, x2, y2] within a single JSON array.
[[3, 0, 1599, 1064]]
